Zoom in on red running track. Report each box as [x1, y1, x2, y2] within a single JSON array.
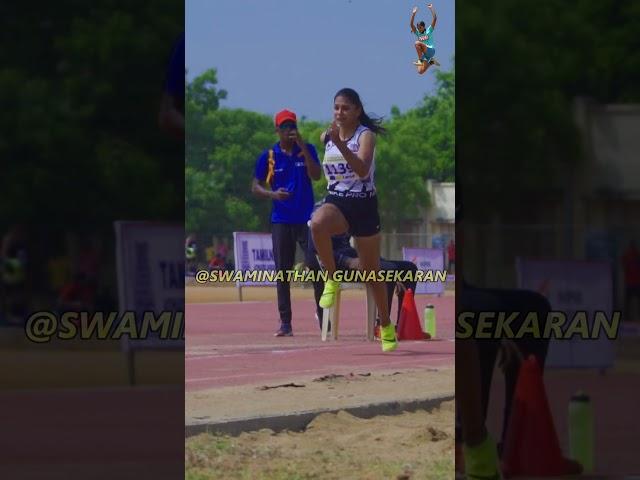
[[186, 294, 455, 392], [0, 387, 184, 479]]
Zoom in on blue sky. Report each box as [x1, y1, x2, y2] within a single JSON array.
[[186, 0, 455, 122]]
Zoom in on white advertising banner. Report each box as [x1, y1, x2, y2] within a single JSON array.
[[402, 247, 446, 295], [516, 258, 615, 369], [233, 231, 276, 287], [115, 221, 184, 351]]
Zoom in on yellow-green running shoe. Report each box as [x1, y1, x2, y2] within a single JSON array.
[[463, 435, 502, 480], [380, 323, 398, 352], [319, 278, 340, 309]]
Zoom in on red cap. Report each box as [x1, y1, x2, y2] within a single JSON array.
[[274, 109, 297, 127]]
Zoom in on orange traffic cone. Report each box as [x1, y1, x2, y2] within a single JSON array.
[[501, 355, 583, 477], [397, 289, 429, 340]]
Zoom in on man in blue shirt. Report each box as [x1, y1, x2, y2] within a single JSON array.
[[252, 109, 321, 336], [158, 32, 184, 139]]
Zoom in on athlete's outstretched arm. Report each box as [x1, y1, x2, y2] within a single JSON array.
[[410, 6, 418, 33], [427, 3, 437, 28]]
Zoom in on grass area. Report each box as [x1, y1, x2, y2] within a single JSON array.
[[185, 431, 453, 480]]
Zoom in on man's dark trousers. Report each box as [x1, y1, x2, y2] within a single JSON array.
[[272, 223, 309, 324]]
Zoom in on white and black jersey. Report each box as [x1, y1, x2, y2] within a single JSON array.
[[323, 124, 375, 195]]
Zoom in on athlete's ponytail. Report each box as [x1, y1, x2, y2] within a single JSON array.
[[334, 88, 386, 135]]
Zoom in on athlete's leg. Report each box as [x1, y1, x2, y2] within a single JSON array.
[[310, 203, 349, 309], [414, 41, 427, 61], [457, 338, 502, 479], [354, 234, 390, 327], [457, 338, 487, 447], [418, 62, 432, 75], [310, 204, 348, 277], [355, 234, 397, 352], [379, 258, 398, 323], [457, 277, 502, 477]]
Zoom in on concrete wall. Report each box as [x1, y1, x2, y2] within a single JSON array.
[[380, 179, 455, 260], [427, 180, 456, 224], [577, 100, 640, 197]]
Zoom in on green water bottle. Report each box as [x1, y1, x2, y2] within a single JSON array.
[[568, 391, 594, 473], [423, 304, 436, 338]]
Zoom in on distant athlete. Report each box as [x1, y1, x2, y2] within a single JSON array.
[[410, 4, 441, 75]]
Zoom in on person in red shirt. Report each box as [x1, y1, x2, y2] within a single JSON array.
[[58, 273, 96, 313], [622, 241, 640, 321], [447, 238, 455, 273], [216, 241, 228, 260], [208, 254, 225, 271]]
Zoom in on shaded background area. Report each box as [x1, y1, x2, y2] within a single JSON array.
[[0, 1, 184, 478], [457, 0, 640, 475], [458, 0, 640, 293], [1, 1, 183, 321]]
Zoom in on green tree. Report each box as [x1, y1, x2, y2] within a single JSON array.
[[457, 0, 640, 219], [186, 68, 228, 116], [185, 65, 455, 236], [0, 1, 184, 230], [185, 102, 274, 234], [376, 67, 455, 231]]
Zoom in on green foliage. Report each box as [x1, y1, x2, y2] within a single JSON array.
[[457, 0, 640, 217], [185, 102, 275, 233], [376, 68, 454, 229], [186, 66, 455, 234], [0, 1, 184, 230], [187, 69, 228, 116]]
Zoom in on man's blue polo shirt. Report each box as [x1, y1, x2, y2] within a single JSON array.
[[165, 32, 184, 105], [254, 142, 319, 224]]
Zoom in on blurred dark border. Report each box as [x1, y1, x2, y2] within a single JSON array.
[[457, 0, 640, 475], [0, 2, 184, 478]]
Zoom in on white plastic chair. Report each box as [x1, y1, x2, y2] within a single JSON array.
[[321, 281, 377, 341]]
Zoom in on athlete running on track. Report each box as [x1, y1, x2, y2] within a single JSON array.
[[311, 88, 397, 353]]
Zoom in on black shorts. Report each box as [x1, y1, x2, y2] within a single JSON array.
[[324, 190, 381, 237]]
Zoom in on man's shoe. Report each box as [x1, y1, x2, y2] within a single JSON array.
[[319, 279, 340, 309], [274, 324, 293, 337], [380, 323, 398, 352]]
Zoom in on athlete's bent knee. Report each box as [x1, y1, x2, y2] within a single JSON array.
[[310, 217, 326, 237]]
